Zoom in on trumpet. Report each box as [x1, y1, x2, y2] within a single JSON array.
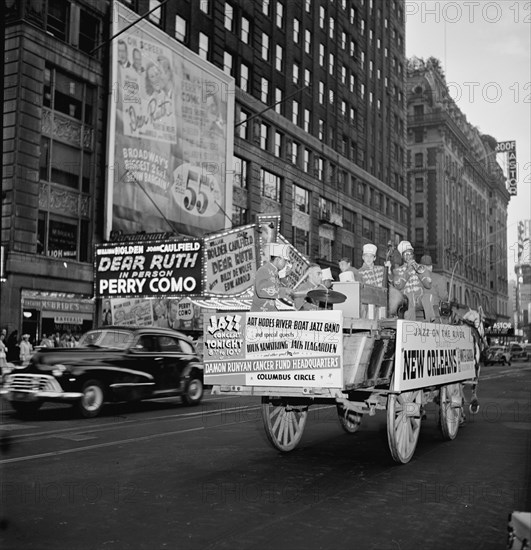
[[408, 260, 427, 274]]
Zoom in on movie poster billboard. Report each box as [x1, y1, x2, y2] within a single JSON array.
[[204, 225, 258, 297], [107, 2, 235, 239]]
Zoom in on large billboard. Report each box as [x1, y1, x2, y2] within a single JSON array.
[[107, 2, 235, 239]]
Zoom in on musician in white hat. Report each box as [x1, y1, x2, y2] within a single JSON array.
[[251, 243, 293, 312], [393, 241, 434, 321], [358, 243, 385, 286]]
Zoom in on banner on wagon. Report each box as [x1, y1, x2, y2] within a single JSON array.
[[203, 311, 344, 388], [393, 320, 476, 392]]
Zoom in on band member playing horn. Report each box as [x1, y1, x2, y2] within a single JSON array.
[[393, 240, 434, 321]]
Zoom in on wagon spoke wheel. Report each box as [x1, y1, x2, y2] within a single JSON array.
[[261, 397, 308, 452], [439, 383, 463, 440], [387, 388, 422, 464], [336, 404, 362, 434]]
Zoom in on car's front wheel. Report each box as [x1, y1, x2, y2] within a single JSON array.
[[181, 375, 203, 406], [11, 401, 42, 418], [78, 379, 105, 418]]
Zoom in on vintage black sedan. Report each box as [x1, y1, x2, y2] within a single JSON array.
[[0, 326, 204, 418]]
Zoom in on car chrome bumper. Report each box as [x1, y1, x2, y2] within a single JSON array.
[[0, 374, 82, 402]]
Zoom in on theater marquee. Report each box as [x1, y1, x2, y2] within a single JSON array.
[[94, 238, 203, 298]]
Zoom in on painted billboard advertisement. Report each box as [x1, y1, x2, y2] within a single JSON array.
[[107, 2, 235, 239]]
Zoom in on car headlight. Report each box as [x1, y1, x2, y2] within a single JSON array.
[[52, 365, 67, 377]]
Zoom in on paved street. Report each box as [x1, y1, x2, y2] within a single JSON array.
[[1, 361, 530, 550]]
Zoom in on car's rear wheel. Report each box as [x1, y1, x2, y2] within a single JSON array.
[[11, 401, 42, 418], [78, 379, 105, 418], [181, 375, 203, 406]]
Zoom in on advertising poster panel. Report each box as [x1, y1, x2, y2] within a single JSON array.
[[203, 311, 344, 388], [94, 238, 203, 299], [392, 321, 476, 392], [204, 224, 258, 296], [107, 2, 235, 238]]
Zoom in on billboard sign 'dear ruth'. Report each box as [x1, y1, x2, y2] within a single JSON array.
[[107, 2, 235, 239]]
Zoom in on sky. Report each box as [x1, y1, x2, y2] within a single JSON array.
[[405, 0, 531, 280]]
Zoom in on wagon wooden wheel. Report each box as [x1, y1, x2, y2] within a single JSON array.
[[439, 383, 463, 440], [261, 397, 308, 452], [386, 386, 423, 464], [336, 403, 363, 434]]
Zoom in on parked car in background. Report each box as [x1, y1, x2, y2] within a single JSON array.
[[484, 345, 511, 366], [0, 326, 204, 418], [509, 343, 528, 361]]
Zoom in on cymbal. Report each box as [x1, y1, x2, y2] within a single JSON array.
[[307, 289, 347, 304]]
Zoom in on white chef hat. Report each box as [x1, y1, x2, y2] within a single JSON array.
[[397, 240, 413, 255], [266, 243, 291, 260], [362, 243, 377, 256]]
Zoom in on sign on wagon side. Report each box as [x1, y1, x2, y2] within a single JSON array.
[[203, 311, 344, 388], [393, 320, 476, 392]]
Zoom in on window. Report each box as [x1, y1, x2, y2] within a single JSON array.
[[78, 7, 99, 54], [319, 6, 326, 27], [276, 1, 284, 27], [38, 213, 86, 261], [291, 141, 299, 165], [232, 205, 248, 226], [304, 149, 310, 172], [200, 0, 210, 14], [293, 18, 300, 43], [262, 32, 270, 60], [304, 29, 311, 53], [414, 129, 423, 143], [237, 109, 248, 139], [148, 0, 163, 26], [260, 168, 281, 201], [240, 63, 249, 92], [319, 44, 325, 66], [318, 81, 325, 104], [415, 228, 424, 244], [415, 152, 424, 168], [233, 156, 248, 188], [199, 32, 209, 59], [316, 157, 324, 180], [362, 217, 374, 240], [293, 184, 310, 213], [261, 77, 269, 103], [175, 15, 187, 42], [343, 208, 356, 232], [415, 203, 424, 217], [274, 131, 283, 157], [262, 0, 270, 15], [319, 235, 333, 261], [329, 17, 335, 39], [274, 88, 283, 114], [292, 100, 299, 125], [293, 227, 310, 256], [293, 62, 300, 84], [47, 0, 69, 41], [275, 44, 283, 71], [319, 197, 333, 219], [241, 17, 250, 43], [260, 123, 269, 150], [303, 109, 310, 132], [415, 177, 424, 192], [223, 52, 233, 75], [224, 2, 234, 31]]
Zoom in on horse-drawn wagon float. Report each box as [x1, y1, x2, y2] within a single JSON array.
[[203, 282, 483, 464]]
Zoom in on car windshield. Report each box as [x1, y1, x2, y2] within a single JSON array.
[[78, 329, 135, 350]]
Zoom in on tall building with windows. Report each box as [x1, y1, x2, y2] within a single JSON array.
[[406, 57, 510, 325], [2, 0, 408, 337]]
